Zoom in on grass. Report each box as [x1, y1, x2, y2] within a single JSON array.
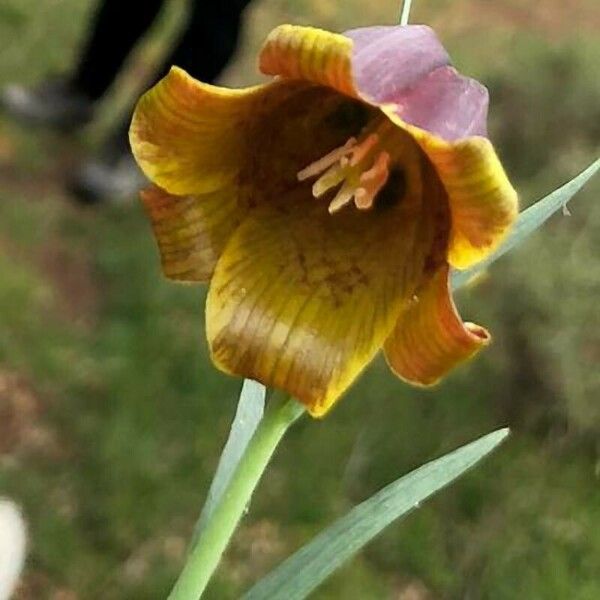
[[0, 0, 599, 598]]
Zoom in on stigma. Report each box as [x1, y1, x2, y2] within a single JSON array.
[[298, 118, 397, 214]]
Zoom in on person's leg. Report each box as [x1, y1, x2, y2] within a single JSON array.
[[165, 0, 254, 82], [71, 0, 165, 102], [1, 0, 165, 130], [70, 0, 255, 204]]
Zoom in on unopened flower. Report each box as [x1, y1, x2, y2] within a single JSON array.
[[130, 24, 518, 417]]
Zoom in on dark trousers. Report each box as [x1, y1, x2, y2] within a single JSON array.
[[71, 0, 252, 148]]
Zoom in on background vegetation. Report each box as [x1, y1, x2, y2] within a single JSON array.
[[0, 0, 599, 598]]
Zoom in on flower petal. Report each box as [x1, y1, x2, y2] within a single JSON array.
[[382, 109, 518, 270], [259, 25, 355, 97], [345, 26, 487, 139], [346, 25, 451, 109], [384, 265, 490, 385], [259, 24, 453, 108], [140, 186, 245, 282], [428, 139, 518, 270], [206, 187, 433, 417], [384, 65, 489, 140], [130, 66, 265, 196], [414, 130, 518, 270]]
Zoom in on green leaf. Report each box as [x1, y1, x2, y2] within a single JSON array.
[[452, 157, 600, 290], [244, 428, 509, 600], [192, 379, 265, 544]]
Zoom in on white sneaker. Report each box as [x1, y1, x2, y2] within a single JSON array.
[[1, 78, 93, 131]]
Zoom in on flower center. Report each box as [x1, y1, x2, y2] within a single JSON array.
[[297, 117, 402, 214]]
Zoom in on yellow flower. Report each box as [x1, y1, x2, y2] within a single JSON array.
[[130, 24, 518, 417]]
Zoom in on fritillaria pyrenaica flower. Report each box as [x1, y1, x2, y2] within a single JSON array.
[[130, 24, 518, 417]]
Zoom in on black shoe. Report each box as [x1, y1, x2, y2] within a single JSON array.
[[1, 78, 94, 132], [67, 147, 148, 205]]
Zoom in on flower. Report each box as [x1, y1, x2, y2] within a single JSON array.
[[130, 24, 518, 417]]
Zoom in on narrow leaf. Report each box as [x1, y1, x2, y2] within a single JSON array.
[[192, 379, 265, 543], [244, 428, 509, 600], [452, 157, 600, 290]]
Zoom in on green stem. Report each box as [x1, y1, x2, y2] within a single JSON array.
[[399, 0, 413, 25], [168, 396, 305, 600]]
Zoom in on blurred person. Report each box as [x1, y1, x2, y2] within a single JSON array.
[[1, 0, 253, 203]]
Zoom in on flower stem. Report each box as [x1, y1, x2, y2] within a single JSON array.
[[168, 396, 305, 600], [399, 0, 413, 25]]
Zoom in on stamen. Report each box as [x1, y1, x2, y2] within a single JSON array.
[[349, 133, 379, 167], [313, 163, 346, 198], [355, 151, 390, 210], [297, 137, 356, 181], [297, 117, 399, 214], [328, 180, 356, 214]]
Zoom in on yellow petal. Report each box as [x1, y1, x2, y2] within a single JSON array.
[[259, 25, 356, 97], [382, 109, 518, 270], [420, 136, 518, 269], [206, 187, 431, 417], [140, 186, 245, 282], [384, 265, 490, 385], [130, 66, 265, 196]]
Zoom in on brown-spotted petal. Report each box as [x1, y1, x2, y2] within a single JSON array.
[[140, 186, 245, 282], [130, 66, 266, 196], [384, 265, 490, 385], [205, 182, 432, 417]]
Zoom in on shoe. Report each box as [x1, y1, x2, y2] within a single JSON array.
[[1, 78, 93, 131], [67, 147, 147, 205]]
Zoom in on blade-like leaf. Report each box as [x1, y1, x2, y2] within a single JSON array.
[[192, 379, 265, 543], [452, 157, 600, 290], [244, 428, 509, 600]]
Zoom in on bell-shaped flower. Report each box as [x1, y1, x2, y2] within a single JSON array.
[[130, 24, 518, 417]]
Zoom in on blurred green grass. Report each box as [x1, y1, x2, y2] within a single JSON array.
[[0, 0, 599, 598]]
